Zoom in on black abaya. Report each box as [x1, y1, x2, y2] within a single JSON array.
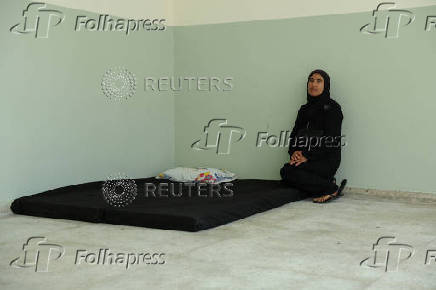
[[280, 69, 344, 197]]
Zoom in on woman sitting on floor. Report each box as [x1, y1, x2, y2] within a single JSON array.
[[280, 69, 347, 203]]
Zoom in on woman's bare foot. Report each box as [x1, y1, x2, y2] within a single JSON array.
[[313, 191, 338, 203], [313, 180, 347, 203]]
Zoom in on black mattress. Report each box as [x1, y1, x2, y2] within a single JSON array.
[[10, 178, 307, 232]]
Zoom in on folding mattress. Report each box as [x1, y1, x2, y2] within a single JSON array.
[[10, 178, 306, 232]]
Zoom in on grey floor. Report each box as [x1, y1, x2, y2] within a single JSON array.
[[1, 193, 435, 290]]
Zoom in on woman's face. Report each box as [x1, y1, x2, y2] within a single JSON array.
[[307, 73, 324, 97]]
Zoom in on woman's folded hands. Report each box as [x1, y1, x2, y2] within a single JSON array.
[[289, 150, 308, 166]]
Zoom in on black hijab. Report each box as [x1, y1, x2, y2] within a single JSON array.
[[306, 69, 330, 105]]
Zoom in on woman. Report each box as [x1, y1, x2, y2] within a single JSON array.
[[280, 69, 347, 203]]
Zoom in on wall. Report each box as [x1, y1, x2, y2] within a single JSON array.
[[172, 0, 435, 26], [0, 0, 175, 203], [174, 3, 436, 194], [2, 1, 436, 206]]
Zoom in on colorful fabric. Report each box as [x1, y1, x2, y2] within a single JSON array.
[[156, 167, 237, 184]]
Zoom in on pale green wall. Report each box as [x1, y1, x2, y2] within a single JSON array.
[[0, 0, 175, 202], [2, 2, 435, 203], [174, 5, 436, 194]]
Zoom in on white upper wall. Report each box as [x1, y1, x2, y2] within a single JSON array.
[[44, 0, 435, 26], [173, 0, 436, 26], [44, 0, 174, 24]]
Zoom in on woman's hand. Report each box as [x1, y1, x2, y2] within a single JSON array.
[[290, 151, 308, 166], [289, 151, 300, 165]]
